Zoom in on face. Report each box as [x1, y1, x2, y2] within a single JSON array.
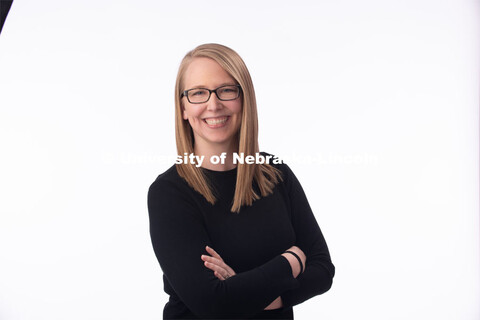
[[182, 57, 242, 152]]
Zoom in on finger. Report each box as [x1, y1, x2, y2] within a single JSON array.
[[201, 255, 223, 266], [214, 271, 231, 281], [202, 255, 237, 277], [203, 260, 225, 273], [205, 246, 223, 261], [205, 262, 232, 280], [213, 271, 223, 280], [204, 261, 229, 278]]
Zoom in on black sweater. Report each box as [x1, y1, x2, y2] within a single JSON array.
[[147, 160, 335, 319]]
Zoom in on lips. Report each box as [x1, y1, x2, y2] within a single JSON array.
[[203, 116, 229, 125]]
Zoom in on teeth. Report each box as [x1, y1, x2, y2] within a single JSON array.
[[205, 117, 228, 125]]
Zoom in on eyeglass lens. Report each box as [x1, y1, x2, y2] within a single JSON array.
[[187, 85, 240, 103]]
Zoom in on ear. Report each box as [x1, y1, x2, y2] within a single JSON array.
[[182, 108, 188, 120], [180, 102, 188, 120]]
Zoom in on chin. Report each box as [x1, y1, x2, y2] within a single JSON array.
[[205, 134, 236, 145]]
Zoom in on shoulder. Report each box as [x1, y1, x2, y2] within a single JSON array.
[[149, 165, 185, 191], [259, 151, 294, 179], [148, 165, 193, 203], [149, 165, 176, 186], [257, 152, 300, 194], [147, 165, 200, 219]]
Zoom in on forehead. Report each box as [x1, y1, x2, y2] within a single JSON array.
[[183, 57, 235, 89]]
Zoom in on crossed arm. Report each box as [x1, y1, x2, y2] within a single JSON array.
[[201, 245, 307, 310], [148, 164, 334, 318]]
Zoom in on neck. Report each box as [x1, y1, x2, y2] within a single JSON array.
[[194, 140, 238, 171]]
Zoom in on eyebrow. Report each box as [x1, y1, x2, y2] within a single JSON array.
[[187, 82, 238, 90]]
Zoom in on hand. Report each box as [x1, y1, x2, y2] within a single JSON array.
[[201, 246, 236, 280], [264, 296, 283, 310]]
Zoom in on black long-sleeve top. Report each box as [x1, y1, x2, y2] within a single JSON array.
[[147, 159, 335, 319]]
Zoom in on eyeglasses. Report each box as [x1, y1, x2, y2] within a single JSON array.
[[181, 85, 241, 104]]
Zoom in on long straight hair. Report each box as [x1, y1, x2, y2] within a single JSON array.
[[174, 43, 282, 213]]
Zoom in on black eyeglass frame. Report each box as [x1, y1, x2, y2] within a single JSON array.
[[180, 84, 242, 104]]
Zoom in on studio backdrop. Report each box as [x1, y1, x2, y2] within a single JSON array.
[[0, 1, 478, 319]]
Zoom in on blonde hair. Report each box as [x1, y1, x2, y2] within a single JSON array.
[[174, 43, 282, 213]]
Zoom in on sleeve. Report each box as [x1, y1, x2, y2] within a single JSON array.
[[279, 164, 335, 308], [147, 178, 300, 319]]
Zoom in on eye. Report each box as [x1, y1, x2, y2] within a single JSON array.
[[190, 89, 208, 97], [219, 86, 238, 94]]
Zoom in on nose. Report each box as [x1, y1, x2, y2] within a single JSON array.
[[206, 91, 223, 111]]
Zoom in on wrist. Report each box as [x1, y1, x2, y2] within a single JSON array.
[[284, 250, 304, 274], [264, 296, 283, 310], [281, 253, 301, 278]]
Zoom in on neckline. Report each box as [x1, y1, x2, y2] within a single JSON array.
[[201, 166, 238, 175]]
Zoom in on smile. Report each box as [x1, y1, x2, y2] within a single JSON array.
[[204, 116, 229, 126]]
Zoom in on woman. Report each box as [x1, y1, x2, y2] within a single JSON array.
[[148, 43, 335, 319]]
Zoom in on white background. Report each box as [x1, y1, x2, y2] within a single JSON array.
[[0, 1, 479, 319]]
